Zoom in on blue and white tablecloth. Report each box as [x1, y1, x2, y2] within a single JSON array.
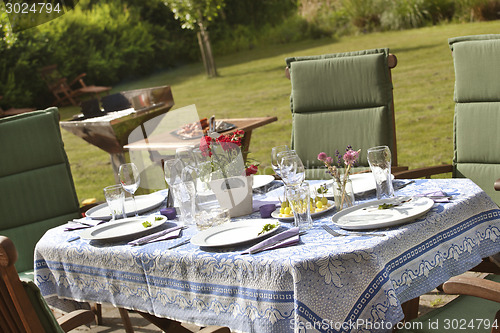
[[34, 179, 500, 333]]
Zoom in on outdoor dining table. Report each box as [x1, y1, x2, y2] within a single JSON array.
[[123, 116, 278, 161], [34, 178, 500, 333]]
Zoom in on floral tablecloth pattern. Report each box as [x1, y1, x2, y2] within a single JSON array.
[[35, 179, 500, 333]]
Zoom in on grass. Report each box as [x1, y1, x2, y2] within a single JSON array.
[[58, 20, 500, 203]]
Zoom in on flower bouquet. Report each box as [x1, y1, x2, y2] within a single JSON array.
[[199, 130, 258, 217], [317, 146, 360, 210]]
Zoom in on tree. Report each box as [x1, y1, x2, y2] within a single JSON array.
[[163, 0, 224, 78]]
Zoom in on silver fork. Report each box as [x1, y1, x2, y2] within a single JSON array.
[[322, 224, 385, 237]]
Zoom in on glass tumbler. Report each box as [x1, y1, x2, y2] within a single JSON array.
[[104, 184, 126, 220], [170, 181, 196, 225], [367, 145, 395, 200], [286, 182, 313, 231]]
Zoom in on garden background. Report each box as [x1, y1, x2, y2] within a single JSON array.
[[1, 0, 499, 201]]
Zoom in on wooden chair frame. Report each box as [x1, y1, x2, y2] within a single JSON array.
[[0, 235, 95, 333]]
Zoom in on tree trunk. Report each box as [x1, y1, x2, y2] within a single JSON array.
[[197, 25, 218, 78]]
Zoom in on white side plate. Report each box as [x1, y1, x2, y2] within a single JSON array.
[[252, 175, 275, 189], [271, 200, 335, 221], [332, 196, 434, 230], [86, 194, 166, 220], [79, 216, 167, 241], [191, 219, 280, 247]]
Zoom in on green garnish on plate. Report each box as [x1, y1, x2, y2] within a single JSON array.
[[142, 221, 152, 228], [258, 222, 278, 236], [378, 203, 394, 210]]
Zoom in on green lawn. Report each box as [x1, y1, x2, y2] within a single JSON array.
[[58, 20, 500, 203]]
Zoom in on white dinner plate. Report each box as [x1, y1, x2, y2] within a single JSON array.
[[79, 216, 167, 241], [86, 194, 166, 220], [332, 196, 434, 230], [191, 219, 280, 247], [315, 173, 394, 197], [252, 175, 275, 189], [271, 200, 335, 221]]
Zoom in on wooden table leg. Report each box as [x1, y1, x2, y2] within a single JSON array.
[[401, 296, 420, 321], [118, 307, 134, 333], [136, 311, 193, 332]]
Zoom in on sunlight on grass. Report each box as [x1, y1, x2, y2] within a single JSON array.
[[59, 21, 500, 202]]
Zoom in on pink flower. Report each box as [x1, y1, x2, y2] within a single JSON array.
[[317, 152, 327, 161], [325, 156, 334, 165], [343, 149, 360, 166]]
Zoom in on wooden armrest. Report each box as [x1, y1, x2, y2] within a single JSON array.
[[393, 164, 453, 179], [495, 178, 500, 191], [199, 327, 231, 333], [443, 276, 500, 303], [57, 309, 95, 332], [388, 54, 397, 68], [69, 73, 87, 87], [285, 67, 290, 80]]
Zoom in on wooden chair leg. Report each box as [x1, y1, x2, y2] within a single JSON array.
[[92, 303, 103, 325], [118, 307, 134, 333]]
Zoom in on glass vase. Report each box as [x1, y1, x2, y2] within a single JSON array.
[[333, 177, 355, 211]]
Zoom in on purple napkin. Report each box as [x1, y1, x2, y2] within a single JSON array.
[[64, 219, 105, 231], [242, 227, 300, 254], [416, 190, 450, 203], [252, 199, 281, 212], [128, 225, 183, 246]]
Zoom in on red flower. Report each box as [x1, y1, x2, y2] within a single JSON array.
[[245, 164, 258, 176]]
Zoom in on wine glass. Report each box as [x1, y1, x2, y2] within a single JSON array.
[[279, 152, 305, 186], [118, 163, 141, 217], [271, 145, 290, 178]]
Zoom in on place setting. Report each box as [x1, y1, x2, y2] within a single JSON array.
[[66, 162, 179, 244]]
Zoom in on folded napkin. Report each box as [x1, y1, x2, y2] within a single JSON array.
[[242, 227, 300, 254], [416, 190, 450, 203], [64, 218, 105, 231], [252, 199, 281, 212], [128, 225, 183, 246]]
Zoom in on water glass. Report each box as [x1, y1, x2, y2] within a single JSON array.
[[286, 182, 313, 231], [170, 181, 196, 225], [367, 146, 394, 200], [104, 185, 126, 220]]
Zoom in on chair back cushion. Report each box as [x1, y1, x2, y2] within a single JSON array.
[[286, 49, 396, 178], [0, 108, 80, 273], [22, 279, 65, 333], [449, 35, 500, 205]]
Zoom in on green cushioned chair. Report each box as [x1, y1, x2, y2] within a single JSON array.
[[398, 274, 500, 333], [395, 34, 500, 207], [0, 235, 95, 332], [285, 48, 403, 179], [0, 108, 81, 278]]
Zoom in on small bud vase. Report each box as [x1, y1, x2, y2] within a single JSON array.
[[333, 177, 355, 211]]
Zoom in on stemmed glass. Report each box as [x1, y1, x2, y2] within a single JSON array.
[[278, 151, 305, 186], [118, 163, 141, 217], [271, 145, 290, 179]]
